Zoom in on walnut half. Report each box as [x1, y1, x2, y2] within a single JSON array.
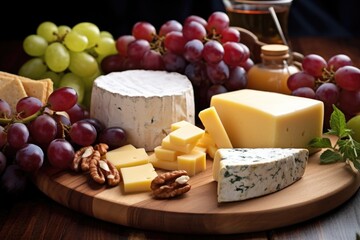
[[150, 170, 191, 199]]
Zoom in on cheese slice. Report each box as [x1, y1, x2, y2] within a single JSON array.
[[177, 150, 206, 176], [120, 163, 158, 193], [90, 70, 195, 151], [161, 135, 196, 154], [210, 89, 323, 150], [198, 106, 232, 148], [214, 148, 309, 203], [106, 148, 149, 170]]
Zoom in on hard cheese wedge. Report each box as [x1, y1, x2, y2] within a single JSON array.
[[106, 148, 149, 170], [210, 89, 324, 150], [198, 106, 232, 148], [213, 148, 309, 203], [120, 163, 158, 193]]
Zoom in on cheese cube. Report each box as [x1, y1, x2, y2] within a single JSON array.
[[169, 124, 205, 145], [198, 106, 232, 148], [177, 150, 206, 176], [120, 163, 158, 193], [109, 144, 137, 152], [211, 89, 323, 149], [149, 153, 178, 171], [170, 120, 192, 132], [154, 146, 179, 161], [161, 135, 196, 154], [214, 148, 309, 202], [106, 148, 149, 170], [196, 132, 216, 148]]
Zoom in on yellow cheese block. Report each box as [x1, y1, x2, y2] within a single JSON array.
[[120, 163, 158, 193], [106, 148, 149, 170], [177, 150, 206, 176], [154, 146, 179, 161], [196, 132, 216, 148], [161, 135, 196, 154], [169, 123, 205, 145], [149, 153, 178, 171], [198, 106, 233, 148], [210, 89, 324, 149]]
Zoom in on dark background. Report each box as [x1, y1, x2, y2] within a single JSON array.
[[0, 0, 359, 41]]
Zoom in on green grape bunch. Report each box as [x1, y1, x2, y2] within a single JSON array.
[[19, 21, 118, 108]]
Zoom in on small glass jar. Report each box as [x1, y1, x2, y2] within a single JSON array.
[[246, 44, 299, 94]]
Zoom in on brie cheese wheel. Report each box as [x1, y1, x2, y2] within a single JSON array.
[[213, 148, 309, 203], [90, 70, 195, 151]]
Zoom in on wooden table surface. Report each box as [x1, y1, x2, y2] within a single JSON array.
[[1, 37, 360, 240]]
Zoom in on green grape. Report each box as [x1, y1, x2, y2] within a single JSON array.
[[40, 71, 61, 87], [69, 51, 99, 77], [82, 68, 101, 108], [23, 34, 48, 56], [94, 36, 117, 55], [58, 72, 85, 104], [58, 25, 71, 39], [18, 57, 47, 79], [37, 21, 58, 42], [100, 31, 113, 39], [72, 22, 100, 49], [45, 42, 70, 72], [64, 31, 88, 52]]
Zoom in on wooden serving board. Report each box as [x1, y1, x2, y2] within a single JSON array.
[[32, 147, 360, 234]]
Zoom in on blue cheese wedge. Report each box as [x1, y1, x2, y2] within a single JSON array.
[[213, 148, 309, 203]]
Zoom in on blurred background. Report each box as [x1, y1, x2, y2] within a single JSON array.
[[0, 0, 359, 41]]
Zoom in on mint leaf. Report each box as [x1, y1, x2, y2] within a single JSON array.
[[320, 149, 343, 164], [328, 105, 348, 138], [308, 137, 332, 148]]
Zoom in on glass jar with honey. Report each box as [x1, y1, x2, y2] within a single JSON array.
[[246, 44, 299, 94]]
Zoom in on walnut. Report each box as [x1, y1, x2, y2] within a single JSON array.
[[71, 146, 94, 172], [89, 150, 121, 186], [94, 143, 109, 157], [151, 170, 191, 199]]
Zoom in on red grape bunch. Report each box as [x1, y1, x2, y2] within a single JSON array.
[[0, 87, 127, 199], [101, 12, 254, 112], [287, 53, 360, 129]]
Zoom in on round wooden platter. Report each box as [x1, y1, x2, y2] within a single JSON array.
[[32, 147, 360, 235]]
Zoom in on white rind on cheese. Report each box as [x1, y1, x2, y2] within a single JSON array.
[[214, 148, 309, 203], [90, 70, 195, 151]]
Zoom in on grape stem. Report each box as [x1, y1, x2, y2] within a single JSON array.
[[0, 105, 49, 125]]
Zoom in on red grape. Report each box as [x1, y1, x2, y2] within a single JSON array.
[[0, 99, 11, 118], [334, 65, 360, 91], [327, 54, 353, 71], [315, 82, 339, 105], [223, 42, 247, 67], [302, 54, 327, 78], [141, 50, 165, 70], [101, 54, 125, 74], [115, 35, 135, 57], [28, 114, 57, 145], [15, 143, 44, 172], [207, 11, 229, 34], [0, 165, 27, 198], [225, 66, 247, 91], [338, 89, 360, 116], [47, 87, 78, 111], [183, 39, 204, 63], [132, 21, 156, 42], [66, 103, 88, 124], [127, 39, 151, 61], [0, 151, 6, 175], [164, 31, 186, 55], [69, 121, 97, 146], [0, 125, 7, 148], [206, 60, 229, 84], [159, 20, 182, 36], [207, 84, 227, 103], [287, 71, 316, 91], [184, 15, 207, 28], [47, 139, 75, 170], [221, 27, 240, 43], [162, 52, 186, 73], [203, 40, 224, 64], [7, 123, 29, 149], [16, 96, 43, 118], [182, 21, 207, 41], [98, 127, 127, 150], [291, 87, 316, 99]]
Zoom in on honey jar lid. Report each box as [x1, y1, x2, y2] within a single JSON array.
[[261, 44, 289, 56], [261, 44, 289, 60]]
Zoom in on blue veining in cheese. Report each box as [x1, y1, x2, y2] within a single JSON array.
[[213, 148, 309, 203]]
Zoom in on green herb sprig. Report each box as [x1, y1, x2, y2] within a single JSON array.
[[308, 105, 360, 171]]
